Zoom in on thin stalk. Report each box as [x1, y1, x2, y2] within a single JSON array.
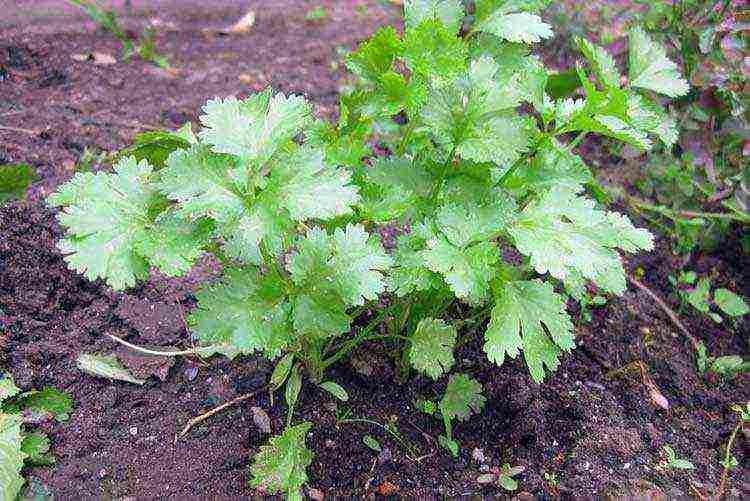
[[715, 414, 744, 500], [107, 334, 219, 356], [396, 119, 417, 156], [628, 195, 750, 223], [568, 131, 588, 150], [321, 304, 400, 370]]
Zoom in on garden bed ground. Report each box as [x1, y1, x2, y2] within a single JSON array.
[[1, 1, 748, 499]]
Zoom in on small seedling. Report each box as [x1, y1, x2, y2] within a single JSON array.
[[671, 272, 748, 324], [67, 0, 170, 68], [305, 6, 328, 21], [477, 463, 525, 491], [363, 434, 382, 452], [0, 163, 37, 204], [437, 374, 485, 457], [661, 445, 695, 470]]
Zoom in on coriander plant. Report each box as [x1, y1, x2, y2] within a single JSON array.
[[48, 1, 688, 498]]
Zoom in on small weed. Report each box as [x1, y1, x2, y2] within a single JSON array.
[[661, 445, 695, 470], [305, 6, 328, 21]]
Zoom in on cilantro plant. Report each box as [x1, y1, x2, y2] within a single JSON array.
[[1, 374, 73, 500], [48, 1, 687, 497]]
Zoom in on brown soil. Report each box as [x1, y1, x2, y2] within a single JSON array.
[[1, 1, 748, 499]]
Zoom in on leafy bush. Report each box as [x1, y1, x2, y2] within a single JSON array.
[[48, 0, 687, 497], [558, 0, 749, 253]]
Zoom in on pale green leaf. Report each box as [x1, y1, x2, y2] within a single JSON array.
[[410, 318, 457, 379], [484, 280, 574, 383], [134, 212, 213, 277], [250, 423, 313, 499], [575, 37, 620, 88], [714, 288, 749, 317], [190, 268, 294, 358], [329, 224, 394, 306], [387, 224, 444, 297], [435, 192, 516, 247], [404, 19, 469, 84], [319, 381, 349, 402], [272, 146, 359, 221], [0, 376, 20, 402], [421, 237, 498, 305], [628, 27, 689, 97], [475, 12, 552, 44], [626, 93, 679, 147], [199, 91, 313, 163], [49, 156, 157, 290], [439, 373, 485, 420], [508, 186, 653, 294], [404, 0, 465, 34], [76, 353, 146, 385], [0, 413, 26, 501]]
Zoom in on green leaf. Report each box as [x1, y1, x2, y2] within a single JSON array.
[[190, 268, 294, 358], [19, 388, 73, 422], [272, 146, 360, 222], [508, 186, 653, 294], [134, 211, 213, 277], [404, 0, 465, 34], [422, 57, 537, 164], [503, 140, 592, 192], [474, 12, 552, 44], [628, 27, 689, 97], [48, 156, 159, 290], [0, 375, 20, 402], [353, 156, 434, 223], [285, 367, 302, 410], [250, 423, 313, 499], [21, 432, 54, 466], [438, 434, 459, 456], [270, 354, 295, 393], [328, 224, 394, 306], [410, 318, 457, 379], [404, 19, 469, 84], [362, 435, 382, 452], [388, 224, 444, 297], [114, 129, 191, 168], [0, 413, 26, 501], [319, 381, 348, 402], [346, 26, 403, 83], [714, 288, 749, 317], [575, 37, 620, 88], [686, 278, 712, 314], [709, 356, 750, 378], [439, 373, 485, 421], [76, 353, 146, 385], [484, 280, 574, 383], [626, 93, 679, 147], [0, 163, 37, 204], [422, 237, 498, 305], [198, 91, 313, 163]]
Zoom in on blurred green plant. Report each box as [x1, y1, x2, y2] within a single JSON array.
[[67, 0, 171, 68]]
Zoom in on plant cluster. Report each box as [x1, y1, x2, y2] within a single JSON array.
[[0, 374, 73, 500], [48, 0, 688, 497], [67, 0, 171, 69], [561, 0, 749, 253]]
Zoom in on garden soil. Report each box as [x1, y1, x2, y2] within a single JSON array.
[[1, 1, 748, 499]]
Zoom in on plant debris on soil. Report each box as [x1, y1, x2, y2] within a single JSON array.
[[1, 1, 748, 499]]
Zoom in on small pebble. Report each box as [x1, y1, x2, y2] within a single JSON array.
[[129, 426, 138, 436], [184, 366, 198, 381], [472, 447, 486, 463], [98, 468, 108, 479]]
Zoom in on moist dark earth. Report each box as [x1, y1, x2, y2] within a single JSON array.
[[1, 1, 748, 499]]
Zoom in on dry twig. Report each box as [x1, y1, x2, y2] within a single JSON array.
[[177, 387, 266, 439]]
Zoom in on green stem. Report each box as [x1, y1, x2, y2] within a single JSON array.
[[629, 196, 750, 223], [321, 304, 400, 370]]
